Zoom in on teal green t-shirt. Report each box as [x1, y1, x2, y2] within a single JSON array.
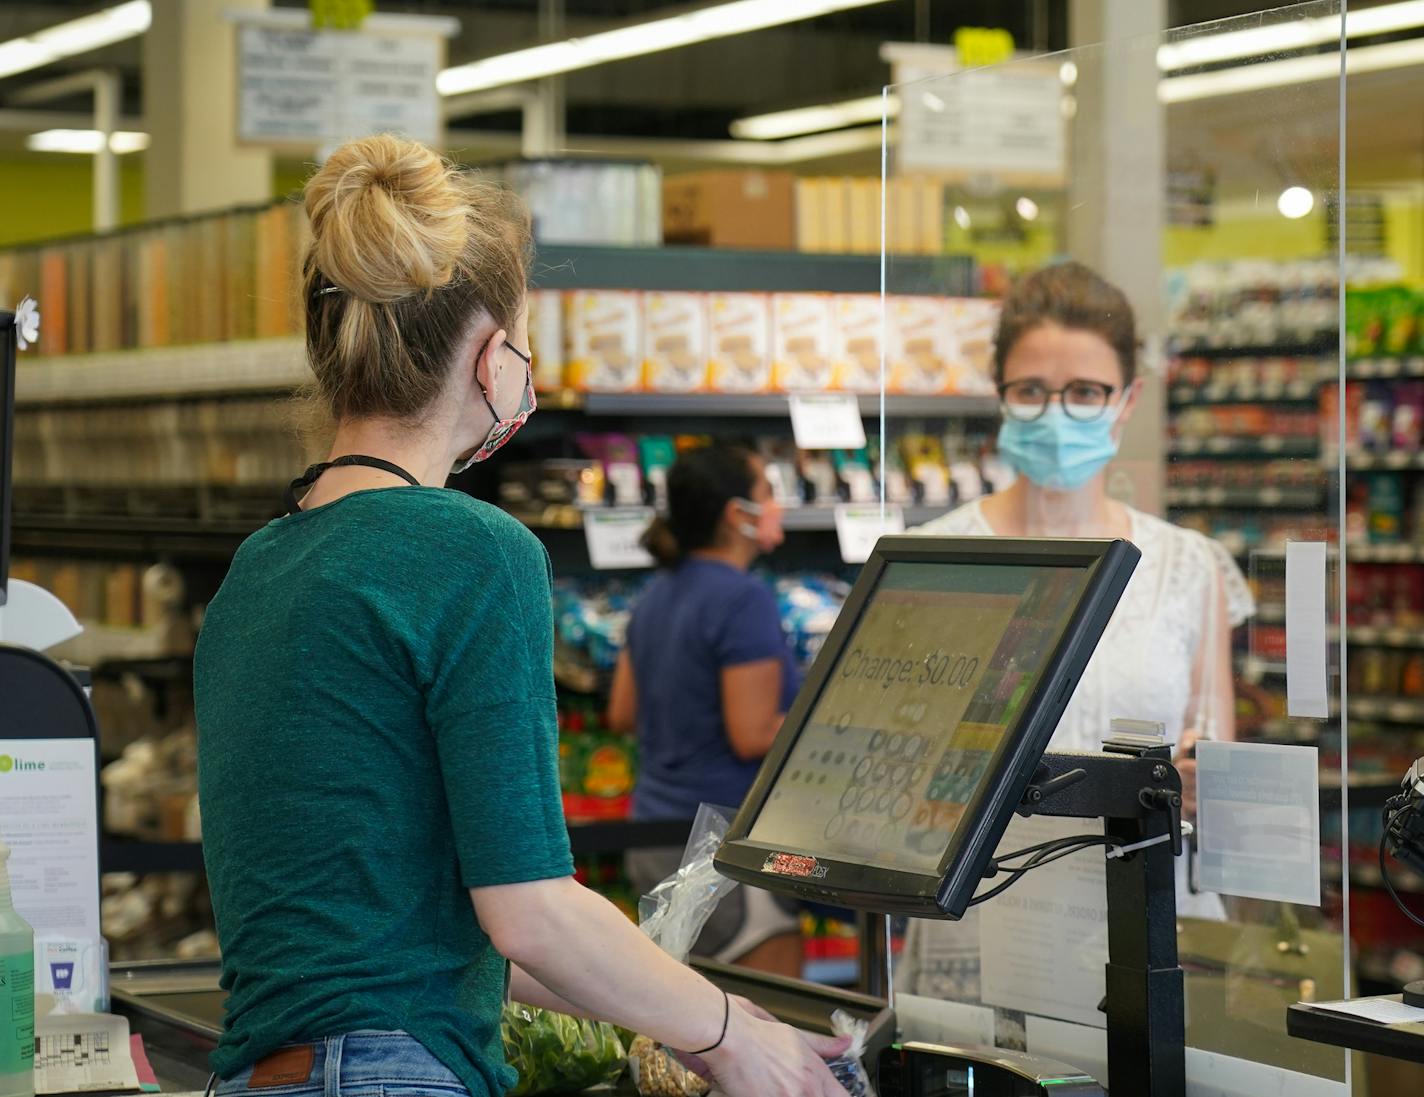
[[194, 488, 573, 1096]]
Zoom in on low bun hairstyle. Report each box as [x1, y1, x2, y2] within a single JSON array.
[[993, 261, 1138, 385], [641, 445, 757, 568], [301, 134, 532, 422]]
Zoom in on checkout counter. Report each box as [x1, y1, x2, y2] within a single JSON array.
[[102, 535, 1147, 1096]]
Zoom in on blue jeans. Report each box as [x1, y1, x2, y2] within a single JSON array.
[[216, 1032, 471, 1097]]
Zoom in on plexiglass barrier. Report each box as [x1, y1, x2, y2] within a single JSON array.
[[881, 5, 1355, 1093]]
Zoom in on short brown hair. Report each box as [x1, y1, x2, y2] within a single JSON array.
[[301, 135, 531, 422], [993, 261, 1137, 384]]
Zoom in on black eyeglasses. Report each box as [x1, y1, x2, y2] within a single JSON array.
[[998, 379, 1119, 422]]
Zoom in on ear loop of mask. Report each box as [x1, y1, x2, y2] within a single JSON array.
[[733, 497, 762, 540]]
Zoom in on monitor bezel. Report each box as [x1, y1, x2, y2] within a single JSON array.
[[715, 535, 1140, 918]]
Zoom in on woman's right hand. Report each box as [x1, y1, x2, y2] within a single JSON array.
[[700, 997, 850, 1097]]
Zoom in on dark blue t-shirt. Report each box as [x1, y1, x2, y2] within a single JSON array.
[[628, 559, 801, 820]]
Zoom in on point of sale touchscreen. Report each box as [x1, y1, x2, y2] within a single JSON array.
[[747, 561, 1090, 872]]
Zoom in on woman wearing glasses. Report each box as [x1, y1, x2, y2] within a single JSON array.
[[899, 262, 1253, 1001]]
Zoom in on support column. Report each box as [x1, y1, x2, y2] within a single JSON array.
[[522, 0, 567, 158], [1068, 0, 1167, 515], [144, 0, 274, 218]]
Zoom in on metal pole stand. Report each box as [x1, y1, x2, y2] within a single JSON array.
[[1024, 738, 1187, 1097]]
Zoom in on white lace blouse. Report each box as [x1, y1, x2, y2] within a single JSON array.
[[914, 498, 1255, 750], [896, 500, 1256, 1003]]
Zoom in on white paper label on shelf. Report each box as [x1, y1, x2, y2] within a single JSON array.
[[789, 394, 867, 451], [583, 508, 657, 570], [237, 24, 442, 146], [834, 505, 904, 565], [1285, 540, 1329, 718], [0, 738, 102, 948], [1196, 740, 1321, 906]]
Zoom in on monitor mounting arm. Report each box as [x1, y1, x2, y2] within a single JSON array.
[[1013, 737, 1187, 1097]]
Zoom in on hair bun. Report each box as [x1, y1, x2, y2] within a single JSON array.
[[305, 134, 470, 303]]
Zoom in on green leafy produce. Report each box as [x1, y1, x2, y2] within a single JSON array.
[[502, 1001, 628, 1095]]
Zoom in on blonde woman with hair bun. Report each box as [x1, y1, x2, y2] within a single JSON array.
[[194, 135, 849, 1097]]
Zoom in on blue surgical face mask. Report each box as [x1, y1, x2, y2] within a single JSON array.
[[996, 403, 1123, 491]]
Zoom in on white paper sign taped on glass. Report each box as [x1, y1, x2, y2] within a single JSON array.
[[747, 560, 1094, 872]]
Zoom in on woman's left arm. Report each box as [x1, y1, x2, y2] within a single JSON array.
[[1177, 578, 1236, 814], [608, 650, 637, 734]]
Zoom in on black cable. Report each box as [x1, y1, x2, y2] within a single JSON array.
[[968, 836, 1123, 907], [1379, 805, 1424, 930]]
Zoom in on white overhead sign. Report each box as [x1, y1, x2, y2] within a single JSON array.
[[884, 43, 1066, 181], [235, 16, 448, 147]]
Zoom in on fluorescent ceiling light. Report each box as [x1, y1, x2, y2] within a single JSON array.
[[1160, 36, 1424, 102], [0, 1, 150, 80], [731, 94, 888, 140], [1158, 0, 1424, 71], [438, 0, 894, 96], [27, 129, 150, 154]]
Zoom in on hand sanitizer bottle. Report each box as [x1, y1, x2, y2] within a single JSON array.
[[0, 843, 35, 1097]]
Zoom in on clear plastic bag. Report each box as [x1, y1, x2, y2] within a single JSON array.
[[637, 802, 740, 964], [631, 804, 738, 1096], [824, 1009, 878, 1097], [501, 1001, 628, 1096]]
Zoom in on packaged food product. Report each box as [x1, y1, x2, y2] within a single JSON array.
[[628, 1035, 709, 1097], [831, 294, 883, 392], [565, 291, 643, 392], [1360, 383, 1394, 452], [643, 292, 709, 392], [527, 289, 565, 392], [886, 296, 953, 394], [950, 298, 1001, 394], [772, 293, 835, 392], [1367, 473, 1405, 544], [502, 1002, 627, 1096], [639, 436, 677, 510], [707, 293, 772, 392]]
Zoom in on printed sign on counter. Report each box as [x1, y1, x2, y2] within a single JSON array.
[[834, 505, 905, 565], [789, 393, 867, 451], [0, 739, 102, 951], [1197, 740, 1321, 906], [583, 508, 657, 570], [979, 815, 1109, 1029]]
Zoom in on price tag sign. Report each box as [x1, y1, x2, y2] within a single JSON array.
[[789, 394, 867, 451], [835, 504, 905, 565], [583, 507, 656, 570]]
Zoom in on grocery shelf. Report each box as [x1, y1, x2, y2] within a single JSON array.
[[1330, 450, 1424, 472], [1344, 543, 1424, 564], [100, 818, 696, 875], [1168, 338, 1337, 359], [1254, 602, 1286, 624], [521, 504, 955, 534], [531, 244, 975, 296], [15, 338, 306, 406], [11, 511, 262, 560], [1347, 357, 1424, 380], [1346, 625, 1424, 649], [1347, 694, 1424, 723], [1237, 654, 1287, 680], [576, 392, 1000, 418], [14, 344, 999, 417], [1168, 379, 1321, 406], [1164, 485, 1325, 509], [1170, 435, 1318, 458]]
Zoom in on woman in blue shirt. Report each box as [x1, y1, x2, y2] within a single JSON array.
[[609, 444, 803, 976]]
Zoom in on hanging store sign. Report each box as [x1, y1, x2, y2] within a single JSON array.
[[230, 11, 456, 148], [884, 43, 1065, 183]]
